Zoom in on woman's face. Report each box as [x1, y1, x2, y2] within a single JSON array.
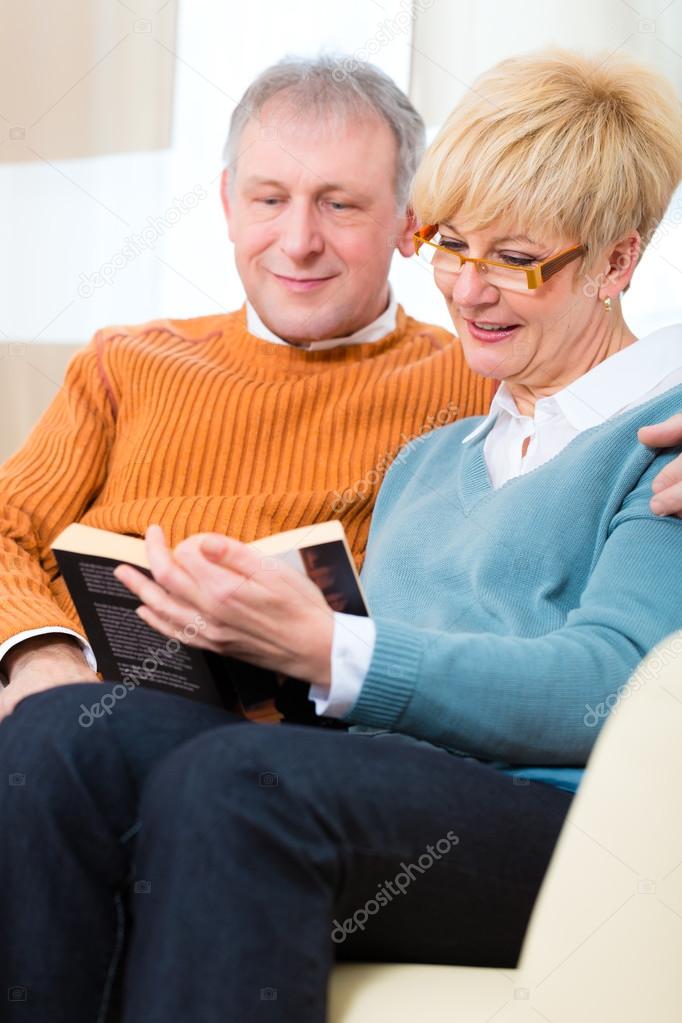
[[433, 219, 621, 390]]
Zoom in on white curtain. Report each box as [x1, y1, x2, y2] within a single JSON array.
[[406, 0, 682, 338], [410, 0, 682, 127]]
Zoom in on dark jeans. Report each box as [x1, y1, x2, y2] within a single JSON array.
[[0, 682, 573, 1023]]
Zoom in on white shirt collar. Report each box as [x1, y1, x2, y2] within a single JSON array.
[[245, 286, 398, 351], [462, 324, 682, 443]]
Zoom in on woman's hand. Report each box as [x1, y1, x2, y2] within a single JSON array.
[[639, 414, 682, 518], [113, 526, 334, 687]]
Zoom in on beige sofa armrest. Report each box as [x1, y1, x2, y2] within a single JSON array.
[[330, 631, 682, 1023]]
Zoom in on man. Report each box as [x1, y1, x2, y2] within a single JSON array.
[[1, 57, 681, 719], [1, 54, 682, 1022], [0, 57, 496, 717]]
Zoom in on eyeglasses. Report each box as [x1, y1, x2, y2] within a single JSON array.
[[413, 225, 585, 293]]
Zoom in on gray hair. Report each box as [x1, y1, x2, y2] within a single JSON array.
[[222, 55, 425, 209]]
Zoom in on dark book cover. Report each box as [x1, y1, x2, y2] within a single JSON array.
[[52, 522, 369, 726]]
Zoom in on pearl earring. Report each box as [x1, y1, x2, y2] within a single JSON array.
[[603, 296, 612, 311]]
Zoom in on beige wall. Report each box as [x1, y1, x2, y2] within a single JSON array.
[[0, 0, 177, 163], [0, 343, 80, 463]]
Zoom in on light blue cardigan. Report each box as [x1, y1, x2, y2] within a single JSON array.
[[344, 385, 682, 792]]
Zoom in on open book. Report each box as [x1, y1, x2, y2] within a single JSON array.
[[52, 521, 369, 725]]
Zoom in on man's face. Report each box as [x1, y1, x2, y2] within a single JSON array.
[[222, 99, 415, 343]]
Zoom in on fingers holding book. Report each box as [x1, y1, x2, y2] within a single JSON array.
[[113, 525, 335, 688]]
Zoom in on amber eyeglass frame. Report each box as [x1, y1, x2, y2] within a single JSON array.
[[413, 225, 586, 291]]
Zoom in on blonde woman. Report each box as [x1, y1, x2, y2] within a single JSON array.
[[2, 51, 682, 1022]]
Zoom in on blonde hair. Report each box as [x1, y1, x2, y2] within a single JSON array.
[[411, 49, 682, 270]]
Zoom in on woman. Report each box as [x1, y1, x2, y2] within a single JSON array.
[[2, 50, 682, 1023]]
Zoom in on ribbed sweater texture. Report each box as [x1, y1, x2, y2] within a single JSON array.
[[347, 386, 682, 793], [0, 306, 494, 646]]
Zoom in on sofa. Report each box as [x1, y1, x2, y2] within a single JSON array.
[[328, 630, 682, 1022]]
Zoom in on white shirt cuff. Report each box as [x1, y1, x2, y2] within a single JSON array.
[[0, 627, 98, 676], [309, 612, 376, 718]]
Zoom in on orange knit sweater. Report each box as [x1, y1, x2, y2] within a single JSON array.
[[0, 305, 494, 646]]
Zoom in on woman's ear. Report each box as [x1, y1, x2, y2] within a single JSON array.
[[599, 231, 641, 300]]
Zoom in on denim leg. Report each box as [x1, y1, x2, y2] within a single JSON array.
[[121, 724, 573, 1023], [0, 682, 242, 1023]]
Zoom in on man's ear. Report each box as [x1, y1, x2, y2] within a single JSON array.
[[220, 169, 235, 242], [599, 230, 641, 299], [394, 206, 418, 259]]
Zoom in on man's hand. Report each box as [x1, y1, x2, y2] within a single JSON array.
[[0, 635, 100, 721], [638, 414, 682, 518], [113, 525, 334, 688]]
